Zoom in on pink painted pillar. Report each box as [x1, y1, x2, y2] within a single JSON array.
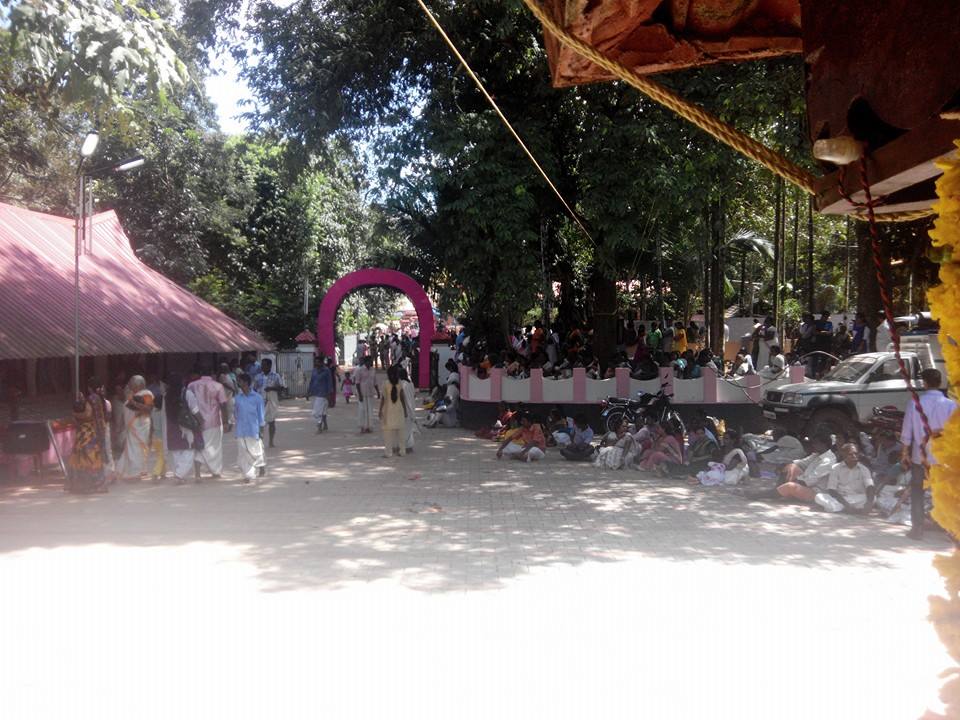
[[789, 364, 805, 383], [744, 374, 763, 403], [615, 367, 630, 398], [458, 363, 469, 400], [489, 367, 502, 402], [659, 366, 674, 398], [529, 368, 544, 403], [572, 368, 587, 403], [701, 364, 718, 403]]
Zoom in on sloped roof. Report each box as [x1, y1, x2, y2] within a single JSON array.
[[294, 329, 316, 343], [0, 202, 271, 359]]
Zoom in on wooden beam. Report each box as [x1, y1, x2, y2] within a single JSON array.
[[814, 116, 960, 216]]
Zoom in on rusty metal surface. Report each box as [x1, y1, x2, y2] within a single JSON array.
[[540, 0, 801, 87], [0, 202, 271, 360]]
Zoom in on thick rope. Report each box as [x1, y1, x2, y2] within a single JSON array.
[[522, 0, 937, 224], [413, 0, 594, 245]]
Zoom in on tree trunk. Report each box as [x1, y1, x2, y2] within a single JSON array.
[[773, 175, 783, 323], [590, 270, 619, 373], [806, 196, 815, 314], [856, 220, 882, 351], [792, 189, 799, 296], [709, 193, 725, 355], [739, 252, 747, 313]]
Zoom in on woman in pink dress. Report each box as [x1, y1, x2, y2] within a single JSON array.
[[637, 421, 683, 472]]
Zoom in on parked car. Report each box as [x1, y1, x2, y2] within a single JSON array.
[[761, 351, 926, 436]]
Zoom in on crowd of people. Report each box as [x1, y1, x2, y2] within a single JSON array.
[[455, 318, 737, 383], [65, 354, 288, 493], [471, 367, 956, 540]]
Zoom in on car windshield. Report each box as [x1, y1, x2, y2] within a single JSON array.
[[821, 359, 874, 383]]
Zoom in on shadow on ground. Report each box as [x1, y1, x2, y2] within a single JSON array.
[[0, 402, 950, 594]]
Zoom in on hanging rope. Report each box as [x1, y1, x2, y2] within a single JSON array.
[[521, 0, 937, 224], [412, 0, 594, 245], [856, 157, 935, 471]]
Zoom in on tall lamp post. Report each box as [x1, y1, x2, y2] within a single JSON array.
[[73, 133, 144, 398]]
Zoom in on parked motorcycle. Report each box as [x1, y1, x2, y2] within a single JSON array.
[[599, 384, 685, 435]]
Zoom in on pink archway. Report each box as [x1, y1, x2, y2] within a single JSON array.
[[317, 268, 434, 388]]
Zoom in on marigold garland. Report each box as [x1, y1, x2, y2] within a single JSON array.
[[927, 141, 960, 715]]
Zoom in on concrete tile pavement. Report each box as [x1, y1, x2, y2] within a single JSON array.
[[0, 396, 954, 719]]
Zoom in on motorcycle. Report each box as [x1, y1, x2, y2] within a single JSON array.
[[599, 384, 685, 435]]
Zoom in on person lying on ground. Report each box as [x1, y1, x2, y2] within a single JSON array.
[[747, 427, 807, 467], [593, 419, 640, 470], [560, 415, 596, 461], [497, 413, 546, 462], [813, 443, 875, 513]]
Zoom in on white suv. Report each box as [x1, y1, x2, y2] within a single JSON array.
[[761, 352, 924, 436]]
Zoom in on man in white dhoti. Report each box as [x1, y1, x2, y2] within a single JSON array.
[[188, 365, 229, 479], [253, 358, 285, 448], [234, 373, 266, 483], [353, 356, 379, 433], [115, 375, 155, 481]]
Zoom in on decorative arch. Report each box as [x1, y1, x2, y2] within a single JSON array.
[[317, 268, 434, 388]]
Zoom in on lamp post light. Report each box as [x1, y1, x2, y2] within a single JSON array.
[[73, 134, 143, 399]]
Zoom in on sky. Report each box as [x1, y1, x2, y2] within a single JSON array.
[[206, 49, 253, 135]]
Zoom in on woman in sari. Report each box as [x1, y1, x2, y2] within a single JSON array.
[[593, 419, 640, 470], [65, 379, 110, 494], [637, 421, 684, 473], [115, 375, 154, 481]]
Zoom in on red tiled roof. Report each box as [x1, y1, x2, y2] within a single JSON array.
[[0, 202, 271, 360], [294, 329, 316, 343]]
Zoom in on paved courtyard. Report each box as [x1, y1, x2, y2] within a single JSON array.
[[0, 396, 955, 719]]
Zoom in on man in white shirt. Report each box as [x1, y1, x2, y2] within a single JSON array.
[[759, 344, 786, 380], [777, 433, 836, 502], [815, 443, 875, 513], [900, 369, 958, 539]]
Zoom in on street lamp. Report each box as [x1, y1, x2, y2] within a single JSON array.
[[73, 139, 143, 398]]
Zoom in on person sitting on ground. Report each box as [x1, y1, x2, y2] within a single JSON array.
[[497, 412, 546, 462], [774, 432, 837, 503], [691, 443, 750, 486], [631, 353, 659, 381], [666, 422, 718, 477], [637, 421, 684, 473], [546, 408, 575, 447], [751, 427, 807, 467], [759, 345, 786, 380], [475, 401, 514, 440], [560, 415, 596, 461], [593, 418, 640, 470], [814, 443, 875, 513], [423, 380, 459, 428], [732, 352, 756, 377]]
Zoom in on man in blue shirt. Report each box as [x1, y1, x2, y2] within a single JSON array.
[[560, 415, 595, 461], [234, 373, 266, 482], [306, 354, 333, 433]]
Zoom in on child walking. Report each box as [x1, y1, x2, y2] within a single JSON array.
[[342, 371, 354, 404]]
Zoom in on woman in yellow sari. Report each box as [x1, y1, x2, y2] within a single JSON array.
[[66, 380, 110, 494], [115, 375, 154, 482]]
